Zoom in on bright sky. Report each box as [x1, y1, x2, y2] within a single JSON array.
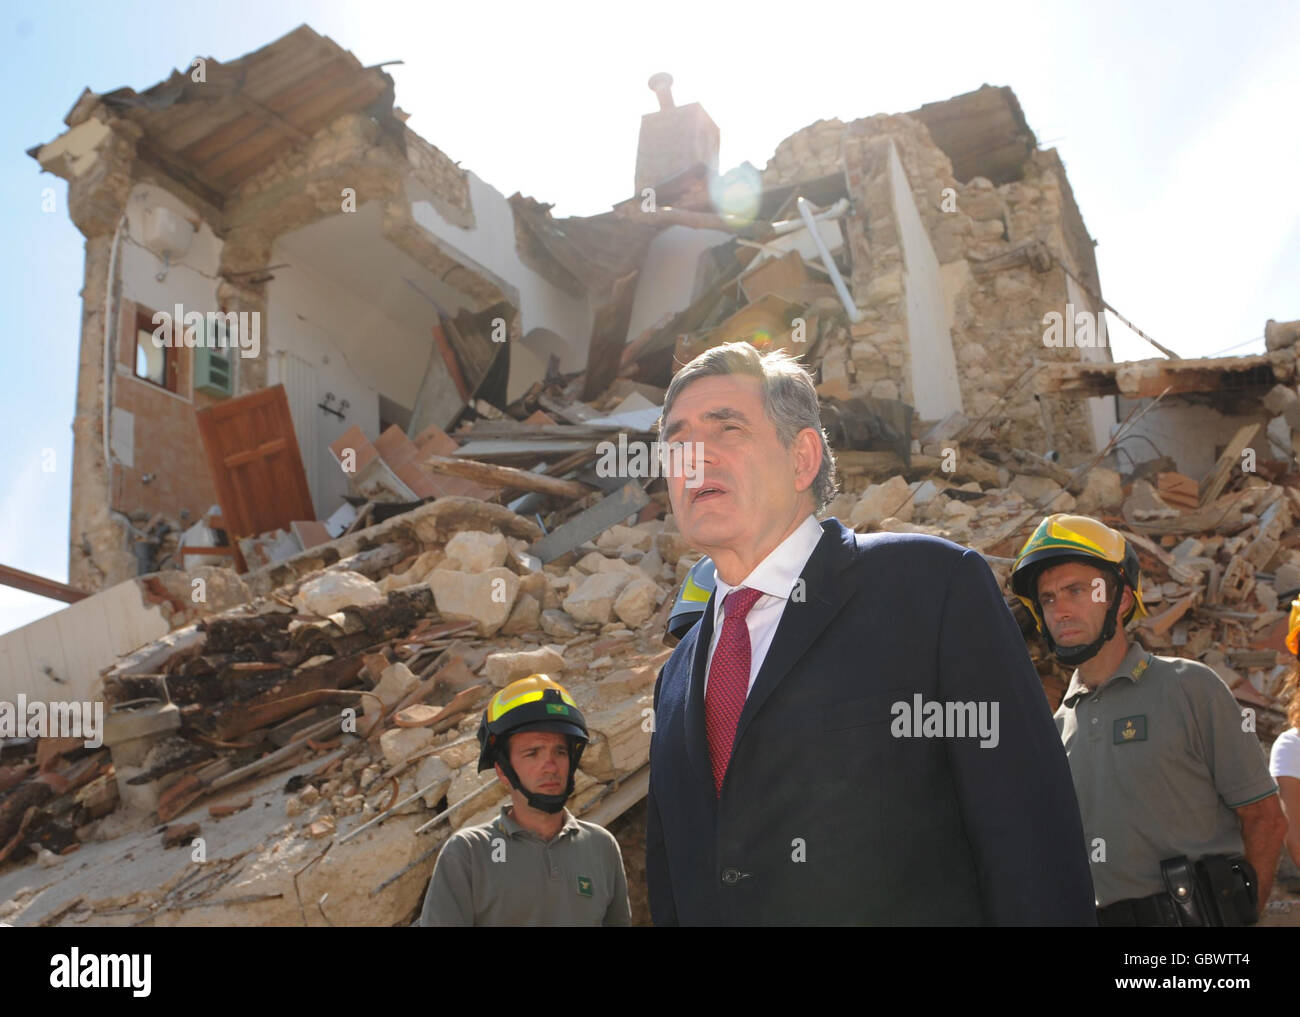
[[0, 0, 1296, 636]]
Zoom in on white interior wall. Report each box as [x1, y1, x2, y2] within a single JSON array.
[[117, 184, 225, 386], [625, 225, 734, 345], [0, 580, 169, 706], [410, 172, 593, 401], [888, 142, 963, 419], [1113, 399, 1269, 479], [266, 250, 427, 516]]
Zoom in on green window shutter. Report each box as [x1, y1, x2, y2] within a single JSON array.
[[195, 345, 234, 397]]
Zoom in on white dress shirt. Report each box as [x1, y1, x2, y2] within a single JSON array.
[[703, 513, 825, 697]]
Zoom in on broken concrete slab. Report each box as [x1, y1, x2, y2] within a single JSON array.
[[613, 577, 661, 628], [563, 572, 635, 625], [443, 530, 509, 573], [428, 567, 520, 636], [482, 646, 566, 687], [294, 572, 385, 616]]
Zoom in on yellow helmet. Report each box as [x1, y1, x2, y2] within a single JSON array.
[[1286, 597, 1300, 656], [475, 674, 588, 814], [1010, 514, 1148, 665]]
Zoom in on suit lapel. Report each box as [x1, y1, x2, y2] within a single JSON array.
[[732, 521, 859, 749], [684, 590, 717, 793]]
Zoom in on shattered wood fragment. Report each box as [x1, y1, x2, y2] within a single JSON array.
[[162, 823, 201, 848], [209, 798, 254, 818], [1199, 423, 1262, 506], [422, 454, 592, 501], [330, 541, 417, 579]]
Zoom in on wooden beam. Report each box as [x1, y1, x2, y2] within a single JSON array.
[[432, 319, 470, 403], [1200, 423, 1262, 506], [0, 564, 89, 604], [134, 138, 227, 209], [422, 454, 590, 501]]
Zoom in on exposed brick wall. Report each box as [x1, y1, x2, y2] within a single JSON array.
[[111, 299, 222, 524]]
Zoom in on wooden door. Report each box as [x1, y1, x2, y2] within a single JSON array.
[[195, 385, 315, 542]]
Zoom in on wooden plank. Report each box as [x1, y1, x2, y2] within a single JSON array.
[[581, 765, 650, 828], [0, 564, 88, 603], [1199, 423, 1262, 506], [580, 270, 639, 402], [431, 319, 470, 403], [422, 454, 590, 500]]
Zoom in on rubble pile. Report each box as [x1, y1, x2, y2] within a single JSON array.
[[0, 490, 686, 926], [830, 393, 1300, 728]]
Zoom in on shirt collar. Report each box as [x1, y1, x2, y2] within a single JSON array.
[[495, 805, 580, 842], [712, 514, 824, 626], [1062, 642, 1152, 707]]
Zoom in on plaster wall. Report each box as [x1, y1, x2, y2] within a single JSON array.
[[410, 173, 592, 400], [888, 142, 963, 419]]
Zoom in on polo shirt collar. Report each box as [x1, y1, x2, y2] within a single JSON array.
[[1062, 642, 1152, 707], [712, 513, 823, 626], [495, 804, 580, 842]]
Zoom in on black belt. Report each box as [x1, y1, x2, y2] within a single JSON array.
[[1097, 892, 1182, 927]]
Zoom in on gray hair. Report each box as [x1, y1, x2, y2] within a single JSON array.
[[657, 342, 839, 512]]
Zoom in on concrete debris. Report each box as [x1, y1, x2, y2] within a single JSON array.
[[443, 530, 509, 573], [428, 567, 520, 636], [379, 727, 437, 768], [294, 572, 385, 616], [614, 577, 663, 628], [482, 646, 566, 687], [540, 609, 580, 639], [563, 571, 634, 625]]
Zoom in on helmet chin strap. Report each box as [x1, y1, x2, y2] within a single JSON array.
[[498, 743, 584, 815], [1041, 593, 1123, 667]]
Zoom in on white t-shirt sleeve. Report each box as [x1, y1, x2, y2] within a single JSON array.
[[1269, 727, 1300, 780]]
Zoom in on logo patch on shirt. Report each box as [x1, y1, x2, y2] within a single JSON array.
[[577, 876, 593, 897], [1114, 715, 1147, 743]]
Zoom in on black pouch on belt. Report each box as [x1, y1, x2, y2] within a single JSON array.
[[1195, 854, 1259, 926], [1159, 855, 1209, 926]]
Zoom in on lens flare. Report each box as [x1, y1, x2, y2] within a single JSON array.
[[709, 163, 762, 227]]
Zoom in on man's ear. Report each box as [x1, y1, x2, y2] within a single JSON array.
[[494, 761, 509, 788], [793, 427, 823, 494]]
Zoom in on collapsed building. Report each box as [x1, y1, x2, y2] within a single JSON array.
[[3, 24, 1299, 925]]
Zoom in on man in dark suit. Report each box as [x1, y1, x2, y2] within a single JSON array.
[[646, 341, 1095, 925]]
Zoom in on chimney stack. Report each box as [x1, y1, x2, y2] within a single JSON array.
[[634, 73, 719, 196]]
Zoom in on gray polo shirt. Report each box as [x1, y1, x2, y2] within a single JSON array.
[[1054, 642, 1277, 908], [420, 806, 631, 926]]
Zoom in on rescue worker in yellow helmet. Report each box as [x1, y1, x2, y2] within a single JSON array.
[[1011, 514, 1285, 926], [419, 675, 631, 926], [1010, 512, 1149, 667]]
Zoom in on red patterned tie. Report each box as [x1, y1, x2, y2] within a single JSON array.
[[705, 586, 763, 796]]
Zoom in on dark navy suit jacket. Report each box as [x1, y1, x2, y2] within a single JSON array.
[[646, 520, 1096, 925]]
